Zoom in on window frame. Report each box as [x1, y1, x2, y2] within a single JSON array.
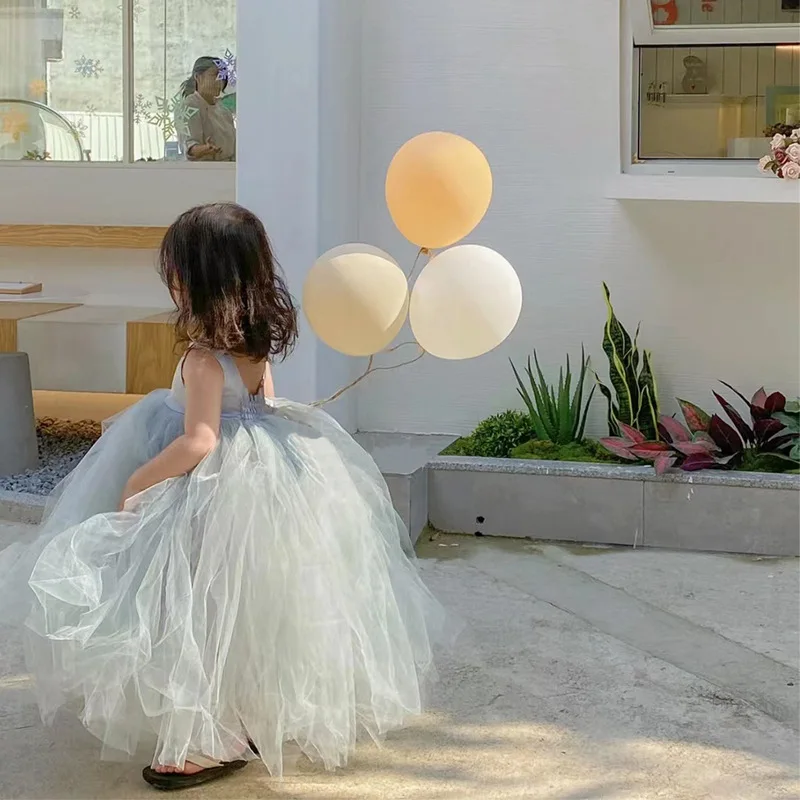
[[622, 0, 800, 181], [632, 1, 800, 46], [3, 0, 237, 168]]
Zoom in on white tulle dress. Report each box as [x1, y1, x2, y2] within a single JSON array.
[[0, 351, 447, 775]]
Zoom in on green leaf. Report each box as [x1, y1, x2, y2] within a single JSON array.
[[596, 376, 620, 436], [599, 284, 660, 440], [511, 359, 536, 418], [577, 384, 596, 442], [532, 353, 558, 441], [638, 350, 659, 440]]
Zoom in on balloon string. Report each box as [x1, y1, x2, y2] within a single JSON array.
[[312, 250, 431, 408], [384, 340, 419, 354], [311, 345, 425, 407], [407, 248, 432, 283]]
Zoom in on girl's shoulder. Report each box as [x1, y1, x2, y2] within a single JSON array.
[[181, 347, 225, 384]]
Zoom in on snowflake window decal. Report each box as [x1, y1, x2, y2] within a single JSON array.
[[28, 80, 47, 100], [1, 110, 31, 142], [67, 4, 81, 19], [148, 94, 181, 141], [133, 94, 152, 124], [214, 50, 237, 88], [73, 118, 89, 140], [175, 105, 200, 139], [75, 56, 103, 79]]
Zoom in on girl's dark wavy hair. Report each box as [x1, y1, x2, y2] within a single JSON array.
[[159, 203, 298, 362]]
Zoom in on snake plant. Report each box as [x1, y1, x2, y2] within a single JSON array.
[[596, 283, 659, 440]]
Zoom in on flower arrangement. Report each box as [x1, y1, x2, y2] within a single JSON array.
[[759, 129, 800, 179]]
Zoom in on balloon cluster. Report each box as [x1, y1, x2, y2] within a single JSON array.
[[304, 131, 522, 405]]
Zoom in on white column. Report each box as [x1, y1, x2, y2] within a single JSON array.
[[237, 0, 364, 428], [236, 0, 321, 404]]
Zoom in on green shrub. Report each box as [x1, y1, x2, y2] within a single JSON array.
[[511, 439, 623, 464], [441, 410, 535, 459]]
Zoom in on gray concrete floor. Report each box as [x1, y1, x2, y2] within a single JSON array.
[[0, 524, 798, 799]]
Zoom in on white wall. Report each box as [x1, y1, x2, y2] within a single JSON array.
[[0, 163, 234, 225], [0, 164, 231, 309], [0, 246, 169, 307], [354, 0, 800, 434]]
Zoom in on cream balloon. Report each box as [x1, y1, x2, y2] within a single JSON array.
[[385, 131, 493, 250], [319, 243, 399, 266], [303, 246, 409, 357], [409, 245, 522, 360]]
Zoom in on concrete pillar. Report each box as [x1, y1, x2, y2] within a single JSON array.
[[236, 0, 362, 428], [0, 353, 38, 477], [236, 0, 321, 406]]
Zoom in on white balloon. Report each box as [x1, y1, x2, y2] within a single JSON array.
[[303, 246, 409, 357], [410, 245, 522, 360], [319, 243, 399, 266]]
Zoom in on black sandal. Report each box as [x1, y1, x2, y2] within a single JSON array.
[[142, 757, 247, 792]]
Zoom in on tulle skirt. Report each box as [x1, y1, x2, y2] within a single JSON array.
[[0, 393, 448, 775]]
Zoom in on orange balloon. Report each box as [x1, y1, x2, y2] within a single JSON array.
[[385, 132, 493, 249]]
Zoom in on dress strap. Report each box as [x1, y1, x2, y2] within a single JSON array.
[[179, 346, 232, 387]]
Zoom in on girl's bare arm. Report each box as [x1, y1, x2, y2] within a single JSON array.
[[120, 350, 223, 507]]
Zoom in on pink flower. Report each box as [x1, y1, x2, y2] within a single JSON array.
[[782, 160, 800, 179], [775, 149, 789, 165], [785, 143, 800, 163], [771, 133, 787, 150], [791, 129, 800, 142], [758, 155, 774, 173]]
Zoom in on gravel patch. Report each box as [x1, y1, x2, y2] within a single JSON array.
[[0, 418, 100, 496]]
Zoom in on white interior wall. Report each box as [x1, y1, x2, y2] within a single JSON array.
[[354, 0, 800, 435], [0, 246, 168, 307], [0, 164, 234, 225]]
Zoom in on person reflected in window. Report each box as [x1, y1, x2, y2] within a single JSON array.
[[178, 57, 236, 162]]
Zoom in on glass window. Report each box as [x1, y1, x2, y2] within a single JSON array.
[[651, 0, 800, 27], [0, 0, 123, 161], [0, 0, 235, 163], [638, 44, 800, 159], [133, 1, 236, 162]]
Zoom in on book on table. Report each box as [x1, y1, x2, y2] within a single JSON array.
[[0, 282, 42, 295]]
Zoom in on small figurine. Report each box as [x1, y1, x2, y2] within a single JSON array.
[[682, 55, 708, 94]]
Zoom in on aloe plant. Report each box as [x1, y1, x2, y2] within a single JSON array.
[[510, 348, 595, 445], [596, 283, 659, 440]]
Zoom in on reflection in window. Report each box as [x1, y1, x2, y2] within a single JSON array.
[[133, 1, 236, 161], [0, 1, 236, 163], [0, 0, 123, 161], [638, 44, 800, 159], [651, 0, 800, 27]]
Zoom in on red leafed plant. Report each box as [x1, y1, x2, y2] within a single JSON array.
[[600, 384, 799, 474]]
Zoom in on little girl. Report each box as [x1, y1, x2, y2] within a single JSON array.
[[0, 203, 447, 791]]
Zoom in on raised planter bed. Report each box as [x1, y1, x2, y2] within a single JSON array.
[[428, 457, 800, 557], [3, 436, 798, 557]]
